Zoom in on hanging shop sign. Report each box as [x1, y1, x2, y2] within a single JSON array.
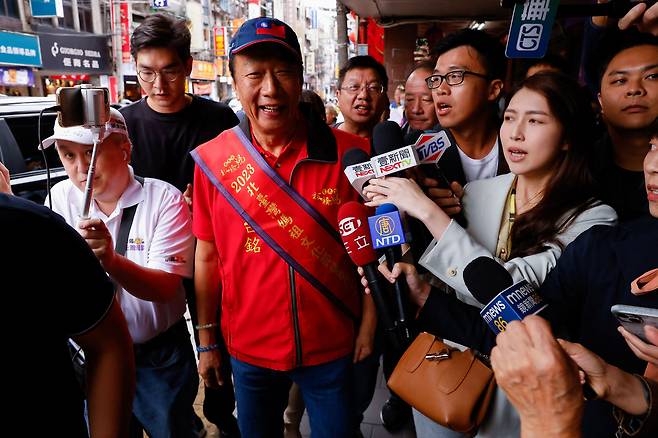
[[39, 32, 111, 74], [0, 31, 42, 68]]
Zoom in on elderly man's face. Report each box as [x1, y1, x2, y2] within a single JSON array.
[[405, 68, 438, 131], [232, 52, 302, 139], [56, 134, 130, 203]]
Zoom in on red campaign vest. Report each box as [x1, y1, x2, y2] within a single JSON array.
[[192, 127, 361, 322]]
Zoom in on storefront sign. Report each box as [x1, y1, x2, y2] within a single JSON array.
[[39, 32, 111, 74], [0, 68, 35, 86], [193, 82, 212, 95], [0, 31, 42, 67], [214, 26, 227, 57], [190, 60, 216, 81], [152, 0, 167, 8], [30, 0, 64, 18]]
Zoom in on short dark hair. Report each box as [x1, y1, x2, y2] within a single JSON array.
[[228, 43, 303, 80], [337, 56, 388, 91], [130, 13, 191, 63], [432, 29, 505, 80], [591, 28, 658, 86], [524, 53, 569, 76]]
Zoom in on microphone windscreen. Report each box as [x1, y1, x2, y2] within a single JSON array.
[[404, 128, 423, 146], [464, 256, 514, 304], [375, 203, 398, 215], [342, 148, 371, 170], [373, 121, 404, 155], [337, 201, 378, 266]]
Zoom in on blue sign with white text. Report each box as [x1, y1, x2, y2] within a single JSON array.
[[153, 0, 168, 8], [368, 211, 406, 250], [479, 279, 548, 334], [30, 0, 63, 18], [506, 0, 560, 59], [0, 31, 42, 67]]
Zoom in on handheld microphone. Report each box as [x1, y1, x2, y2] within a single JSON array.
[[337, 201, 402, 350], [342, 148, 374, 198], [370, 204, 412, 342], [371, 121, 420, 177], [463, 257, 546, 335], [464, 256, 599, 399]]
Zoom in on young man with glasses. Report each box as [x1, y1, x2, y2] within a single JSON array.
[[120, 13, 240, 438], [336, 55, 389, 139], [421, 29, 509, 220]]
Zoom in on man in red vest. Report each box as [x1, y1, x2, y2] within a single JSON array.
[[192, 17, 370, 438]]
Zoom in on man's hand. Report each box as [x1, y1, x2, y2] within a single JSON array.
[[491, 316, 583, 438], [77, 218, 116, 269], [183, 183, 193, 210], [421, 178, 463, 216], [619, 1, 658, 36], [198, 349, 224, 388], [0, 162, 13, 195]]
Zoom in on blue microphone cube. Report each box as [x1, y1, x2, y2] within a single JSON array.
[[368, 210, 406, 249], [479, 279, 548, 335]]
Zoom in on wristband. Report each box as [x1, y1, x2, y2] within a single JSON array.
[[197, 344, 219, 353], [195, 322, 218, 330]]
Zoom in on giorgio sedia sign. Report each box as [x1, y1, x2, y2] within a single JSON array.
[[38, 32, 111, 74]]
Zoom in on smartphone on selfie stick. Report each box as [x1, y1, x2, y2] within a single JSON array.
[[56, 85, 110, 219]]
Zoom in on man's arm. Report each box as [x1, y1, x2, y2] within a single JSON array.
[[195, 238, 224, 387], [78, 218, 182, 302], [73, 299, 135, 438]]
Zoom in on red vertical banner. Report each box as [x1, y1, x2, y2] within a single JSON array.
[[109, 76, 118, 103], [120, 2, 131, 64]]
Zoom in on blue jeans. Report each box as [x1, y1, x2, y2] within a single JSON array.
[[231, 355, 352, 438], [133, 320, 202, 438]]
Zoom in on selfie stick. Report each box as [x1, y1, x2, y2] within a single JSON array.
[[79, 86, 109, 219]]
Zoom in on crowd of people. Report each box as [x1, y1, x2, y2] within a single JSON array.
[[1, 2, 658, 438]]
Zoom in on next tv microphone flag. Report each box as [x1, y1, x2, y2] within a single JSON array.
[[371, 121, 420, 177], [337, 201, 400, 349], [342, 148, 374, 199], [464, 257, 547, 335]]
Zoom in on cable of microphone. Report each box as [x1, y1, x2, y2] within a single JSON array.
[[342, 148, 374, 199], [337, 201, 402, 350], [371, 203, 412, 342]]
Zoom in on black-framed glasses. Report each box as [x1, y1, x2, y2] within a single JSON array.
[[137, 68, 181, 83], [340, 83, 385, 96], [425, 70, 490, 89]]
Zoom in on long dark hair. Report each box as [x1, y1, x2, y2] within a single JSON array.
[[509, 72, 600, 258]]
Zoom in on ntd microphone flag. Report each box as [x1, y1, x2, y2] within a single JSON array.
[[371, 145, 420, 177], [479, 279, 548, 335], [413, 131, 452, 163], [368, 209, 406, 249]]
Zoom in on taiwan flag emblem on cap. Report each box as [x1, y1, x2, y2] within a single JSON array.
[[256, 20, 286, 39]]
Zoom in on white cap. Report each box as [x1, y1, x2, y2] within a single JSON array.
[[39, 107, 130, 149]]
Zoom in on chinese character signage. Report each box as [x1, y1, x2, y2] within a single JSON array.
[[38, 33, 111, 74], [30, 0, 64, 18], [506, 0, 560, 59], [214, 26, 227, 57], [0, 31, 42, 67], [120, 2, 131, 64], [190, 60, 216, 81]]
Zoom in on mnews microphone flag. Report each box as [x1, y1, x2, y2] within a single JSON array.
[[464, 257, 547, 335]]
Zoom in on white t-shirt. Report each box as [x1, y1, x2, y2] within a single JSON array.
[[48, 169, 194, 343], [457, 137, 500, 183]]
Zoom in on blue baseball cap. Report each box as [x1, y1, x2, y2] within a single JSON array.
[[229, 17, 301, 60]]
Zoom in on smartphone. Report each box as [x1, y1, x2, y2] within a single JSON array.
[[56, 85, 110, 127], [56, 87, 84, 127], [415, 38, 429, 52], [611, 304, 658, 342]]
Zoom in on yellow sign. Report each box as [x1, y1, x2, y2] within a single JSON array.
[[190, 60, 216, 80]]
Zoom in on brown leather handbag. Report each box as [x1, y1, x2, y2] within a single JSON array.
[[387, 332, 496, 435]]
